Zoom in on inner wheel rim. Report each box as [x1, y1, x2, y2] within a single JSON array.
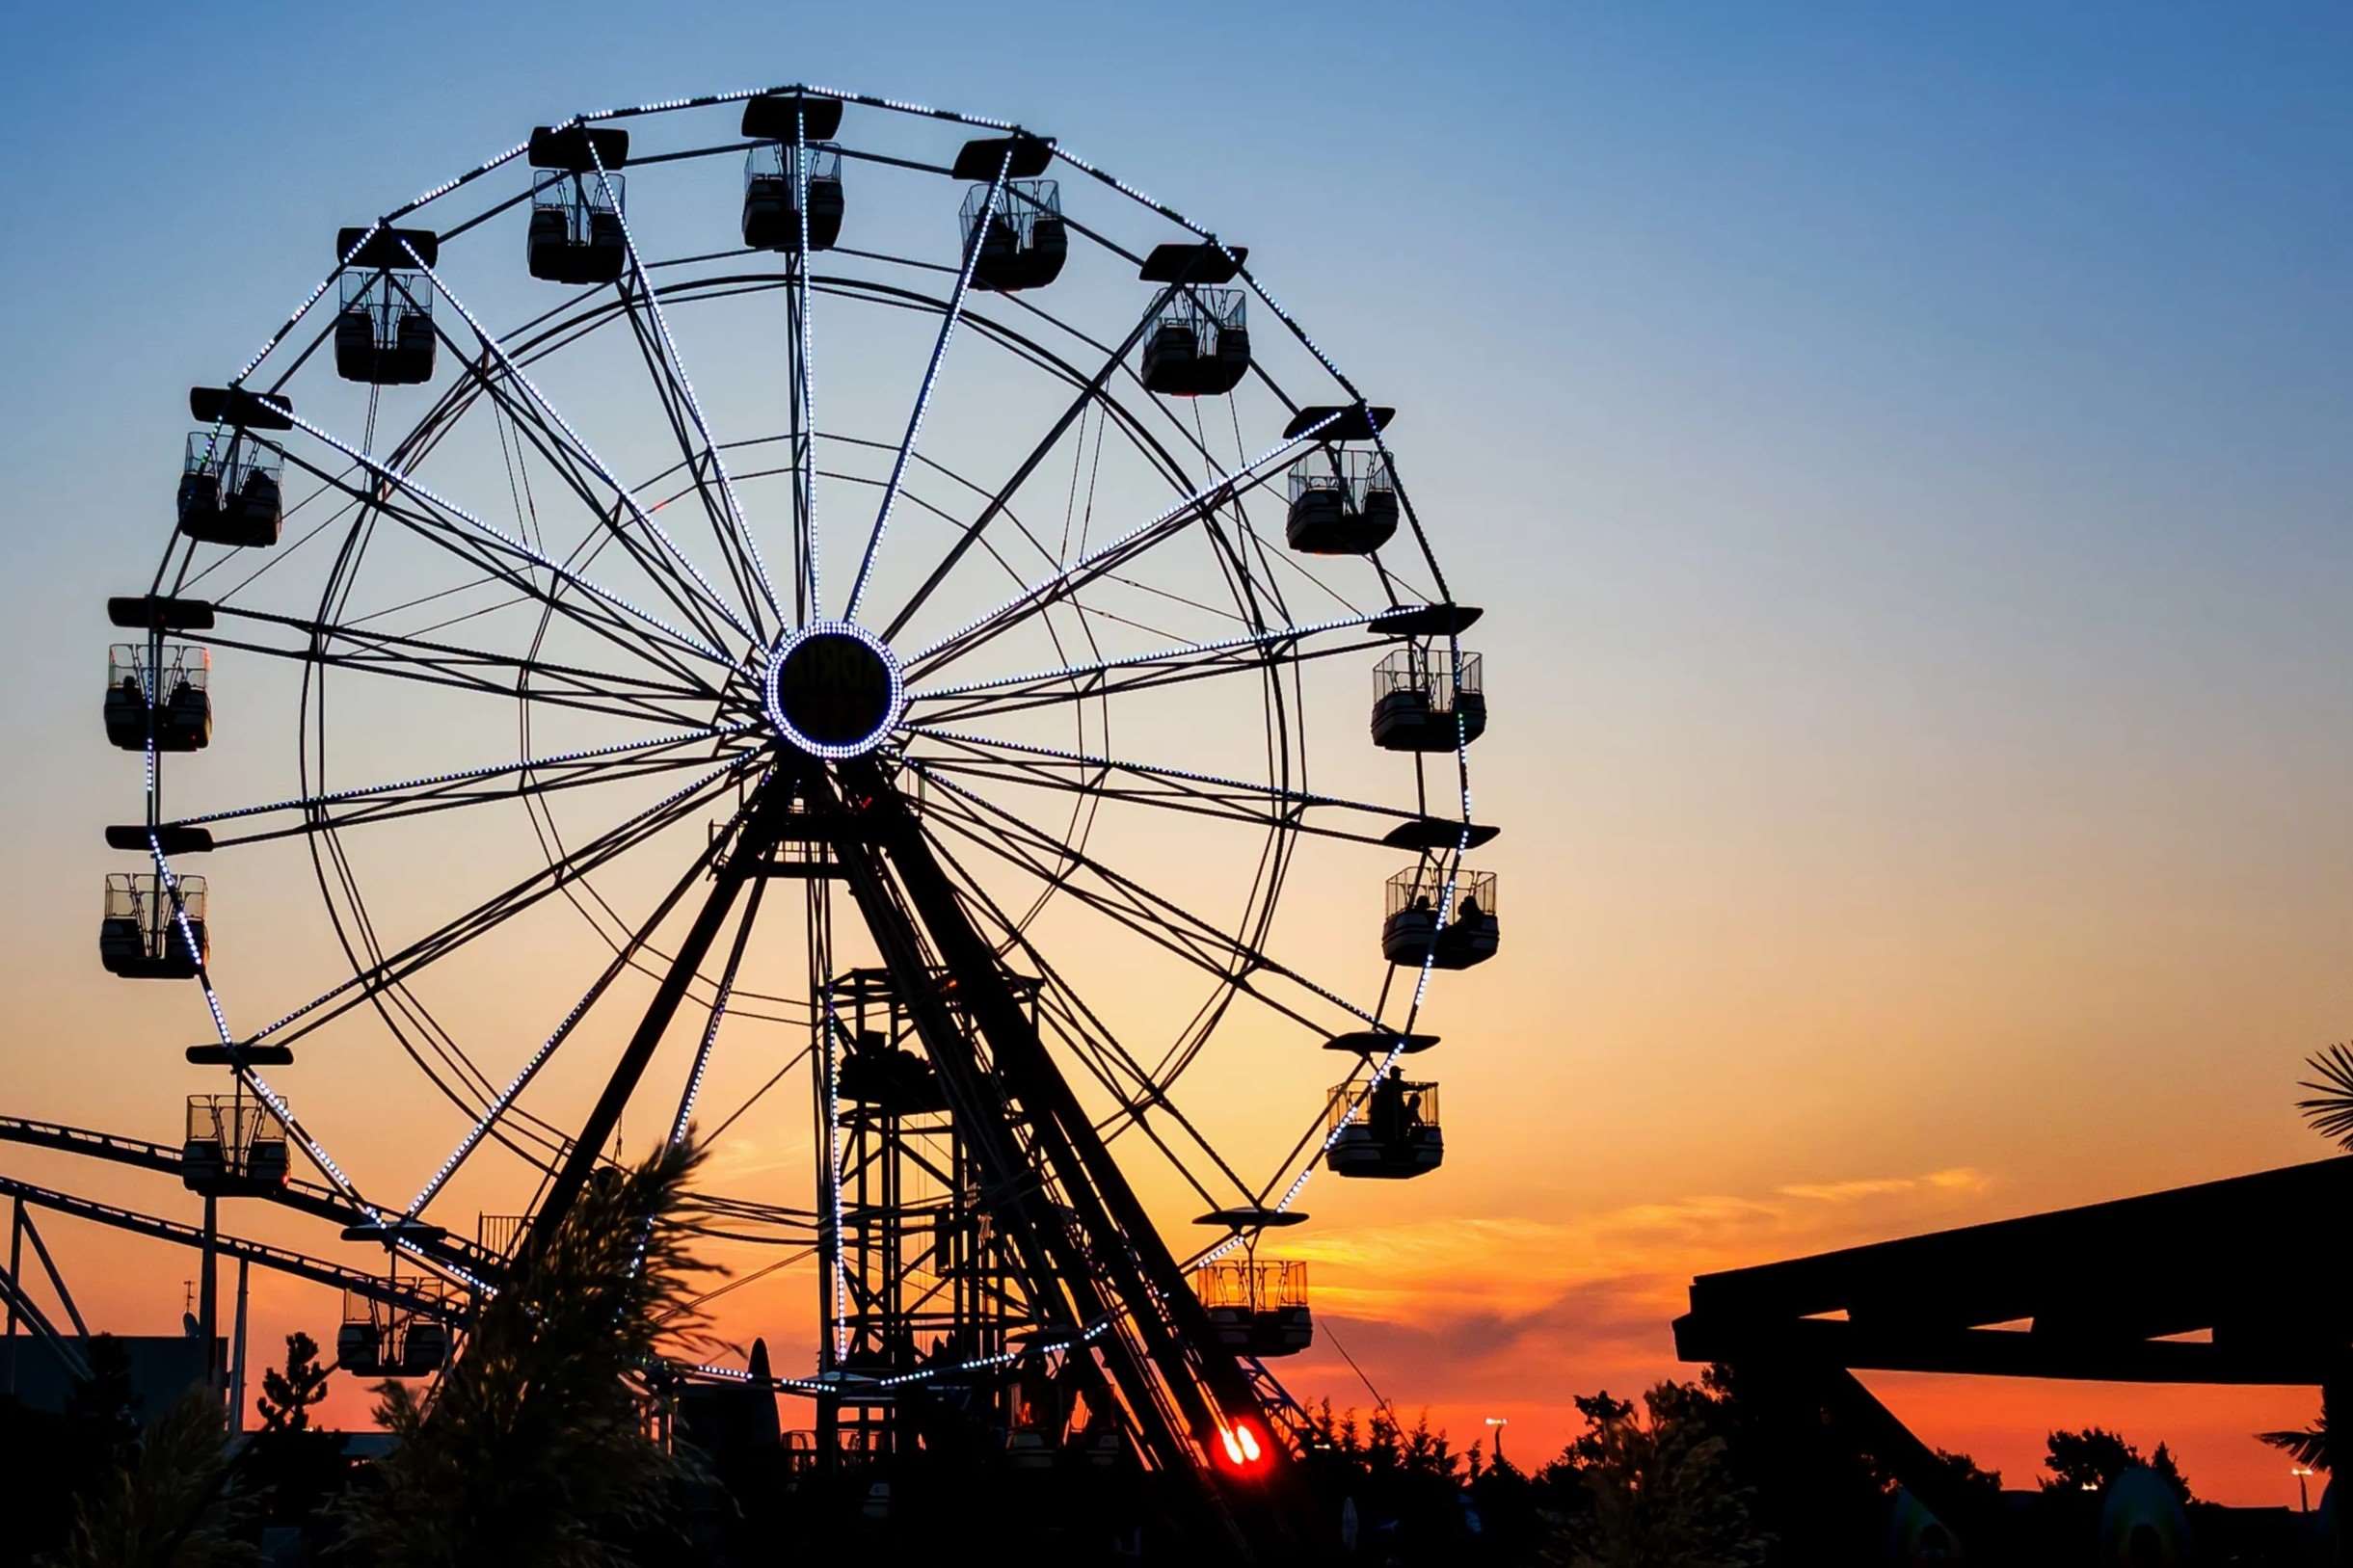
[[762, 619, 905, 758]]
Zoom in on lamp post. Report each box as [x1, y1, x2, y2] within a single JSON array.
[[1484, 1416, 1509, 1468], [2293, 1465, 2314, 1514]]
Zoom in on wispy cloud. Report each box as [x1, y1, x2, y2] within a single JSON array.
[[1278, 1165, 2003, 1421]]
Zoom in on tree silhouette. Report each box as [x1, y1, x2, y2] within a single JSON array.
[[2043, 1426, 2193, 1502], [1547, 1383, 1770, 1568], [333, 1133, 716, 1566], [46, 1385, 257, 1568], [242, 1331, 349, 1532], [255, 1332, 329, 1432]]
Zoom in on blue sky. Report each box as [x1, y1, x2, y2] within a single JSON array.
[[2, 0, 2350, 1496]]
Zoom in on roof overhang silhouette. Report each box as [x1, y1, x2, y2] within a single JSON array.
[[1675, 1156, 2353, 1384]]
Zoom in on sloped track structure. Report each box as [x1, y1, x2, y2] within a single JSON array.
[[32, 81, 1502, 1552]]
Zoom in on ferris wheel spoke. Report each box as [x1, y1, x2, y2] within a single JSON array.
[[922, 833, 1264, 1211], [901, 728, 1473, 851], [173, 727, 756, 848], [248, 755, 752, 1051], [278, 411, 735, 677], [403, 765, 765, 1219], [785, 126, 824, 621], [273, 450, 720, 698], [578, 146, 786, 635], [206, 603, 730, 729], [842, 143, 1015, 625], [876, 279, 1197, 643], [902, 610, 1392, 725], [909, 766, 1383, 1041], [402, 249, 766, 651], [900, 413, 1342, 681]]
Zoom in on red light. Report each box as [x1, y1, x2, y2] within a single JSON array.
[[1217, 1421, 1265, 1471]]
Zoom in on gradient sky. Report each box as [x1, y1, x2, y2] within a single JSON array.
[[3, 0, 2350, 1509]]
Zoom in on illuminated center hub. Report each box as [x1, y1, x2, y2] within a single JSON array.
[[762, 620, 906, 759]]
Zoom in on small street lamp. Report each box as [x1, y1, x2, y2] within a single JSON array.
[[2292, 1465, 2314, 1514], [1484, 1416, 1509, 1467]]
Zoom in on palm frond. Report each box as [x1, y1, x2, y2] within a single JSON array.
[[2296, 1043, 2353, 1152], [2257, 1424, 2329, 1471]]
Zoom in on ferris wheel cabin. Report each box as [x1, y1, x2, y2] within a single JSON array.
[[176, 432, 282, 548], [1381, 865, 1499, 970], [1286, 447, 1399, 555], [741, 93, 845, 252], [1371, 644, 1486, 752], [103, 642, 210, 753], [963, 180, 1066, 293], [1139, 287, 1251, 397], [99, 870, 206, 978], [742, 142, 844, 252], [181, 1094, 289, 1195], [332, 227, 439, 385], [1326, 1074, 1443, 1180], [525, 125, 631, 285], [336, 1284, 453, 1379], [1191, 1258, 1312, 1358]]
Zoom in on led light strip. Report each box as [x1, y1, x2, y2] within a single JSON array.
[[282, 410, 732, 667], [903, 415, 1340, 673], [245, 751, 760, 1045], [790, 132, 824, 619], [823, 997, 849, 1361], [907, 608, 1387, 702], [580, 139, 785, 631], [842, 140, 1013, 625], [762, 621, 907, 759], [401, 240, 762, 650], [401, 755, 761, 1216], [174, 724, 754, 828]]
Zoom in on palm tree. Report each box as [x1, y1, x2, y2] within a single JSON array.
[[334, 1134, 718, 1566], [2255, 1047, 2353, 1482], [2299, 1043, 2353, 1154]]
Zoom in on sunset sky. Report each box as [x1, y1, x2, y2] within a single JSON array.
[[2, 0, 2349, 1510]]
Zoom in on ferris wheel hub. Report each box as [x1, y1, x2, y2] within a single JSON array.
[[761, 620, 906, 760]]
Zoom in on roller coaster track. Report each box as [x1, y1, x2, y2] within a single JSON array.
[[0, 1115, 499, 1281], [0, 1174, 449, 1318]]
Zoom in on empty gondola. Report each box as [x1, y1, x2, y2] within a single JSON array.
[[964, 180, 1066, 292], [1139, 288, 1250, 396], [98, 871, 206, 979]]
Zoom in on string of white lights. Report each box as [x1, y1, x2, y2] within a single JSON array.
[[842, 141, 1013, 625], [402, 756, 762, 1215], [281, 410, 733, 668], [902, 415, 1340, 674], [906, 608, 1387, 703], [581, 139, 785, 633], [400, 240, 762, 651], [174, 724, 754, 829], [790, 128, 824, 621], [244, 751, 759, 1045]]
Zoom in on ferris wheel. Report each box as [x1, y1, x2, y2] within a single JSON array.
[[94, 82, 1499, 1496]]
